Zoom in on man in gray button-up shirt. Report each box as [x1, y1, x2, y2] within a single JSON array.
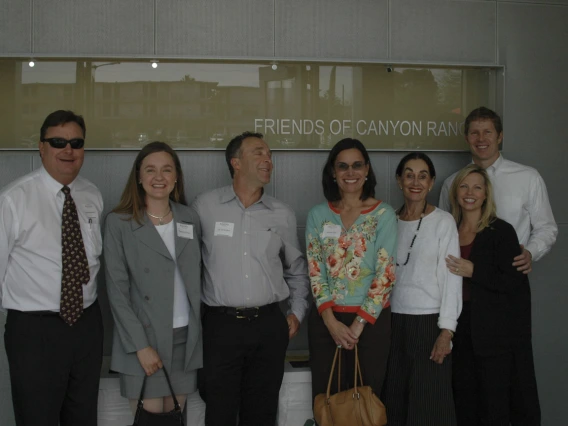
[[191, 131, 310, 426]]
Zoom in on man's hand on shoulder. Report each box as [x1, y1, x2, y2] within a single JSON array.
[[513, 244, 532, 274], [286, 314, 300, 339]]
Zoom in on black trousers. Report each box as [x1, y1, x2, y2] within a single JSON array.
[[382, 313, 456, 426], [453, 303, 541, 426], [201, 304, 289, 426], [308, 306, 391, 405], [4, 300, 103, 426]]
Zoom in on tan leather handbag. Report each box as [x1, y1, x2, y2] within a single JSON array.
[[314, 345, 387, 426]]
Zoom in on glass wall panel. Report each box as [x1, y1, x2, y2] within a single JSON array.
[[0, 59, 499, 150]]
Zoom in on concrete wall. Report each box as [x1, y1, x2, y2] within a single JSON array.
[[1, 1, 567, 424]]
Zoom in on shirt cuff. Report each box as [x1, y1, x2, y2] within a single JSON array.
[[287, 308, 305, 324], [525, 243, 540, 262], [437, 317, 457, 332], [357, 309, 378, 325]]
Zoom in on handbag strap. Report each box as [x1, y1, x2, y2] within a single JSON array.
[[325, 346, 341, 399], [324, 345, 365, 399], [353, 344, 364, 393], [137, 366, 181, 411], [337, 346, 341, 394]]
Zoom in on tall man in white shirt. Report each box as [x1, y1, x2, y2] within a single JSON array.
[[439, 106, 556, 425], [439, 106, 557, 273], [191, 131, 310, 426], [0, 110, 104, 426]]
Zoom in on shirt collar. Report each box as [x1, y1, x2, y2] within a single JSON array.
[[39, 166, 77, 198], [219, 185, 274, 210], [470, 153, 503, 174], [486, 153, 503, 175]]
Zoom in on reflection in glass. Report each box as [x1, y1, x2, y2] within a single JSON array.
[[0, 60, 498, 150]]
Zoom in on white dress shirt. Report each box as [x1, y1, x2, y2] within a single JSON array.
[[439, 155, 557, 262], [391, 208, 462, 331], [0, 166, 103, 311]]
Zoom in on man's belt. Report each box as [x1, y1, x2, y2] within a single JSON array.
[[205, 302, 279, 319]]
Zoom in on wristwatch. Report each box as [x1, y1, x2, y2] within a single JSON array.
[[355, 315, 367, 325]]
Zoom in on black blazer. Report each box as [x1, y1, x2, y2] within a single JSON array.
[[468, 218, 532, 357]]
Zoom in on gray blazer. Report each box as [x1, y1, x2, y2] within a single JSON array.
[[104, 202, 202, 376]]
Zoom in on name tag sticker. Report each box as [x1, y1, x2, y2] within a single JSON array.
[[214, 222, 234, 237], [322, 224, 342, 239], [177, 223, 194, 239], [83, 204, 98, 215], [82, 204, 98, 224]]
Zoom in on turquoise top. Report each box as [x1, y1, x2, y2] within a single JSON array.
[[305, 201, 397, 324]]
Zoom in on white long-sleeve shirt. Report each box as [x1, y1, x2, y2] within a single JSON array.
[[391, 208, 462, 331], [0, 167, 103, 311], [439, 155, 557, 262]]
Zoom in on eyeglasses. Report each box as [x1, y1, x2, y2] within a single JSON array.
[[41, 137, 85, 149], [335, 161, 366, 171]]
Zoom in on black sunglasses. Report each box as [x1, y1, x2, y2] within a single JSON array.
[[41, 137, 85, 149]]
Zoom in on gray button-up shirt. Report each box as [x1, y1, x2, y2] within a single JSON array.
[[191, 185, 310, 322]]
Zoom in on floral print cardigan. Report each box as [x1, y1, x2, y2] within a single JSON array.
[[305, 201, 397, 324]]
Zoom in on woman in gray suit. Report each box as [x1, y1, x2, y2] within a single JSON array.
[[104, 141, 202, 414]]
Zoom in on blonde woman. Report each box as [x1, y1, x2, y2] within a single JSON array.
[[446, 164, 540, 426]]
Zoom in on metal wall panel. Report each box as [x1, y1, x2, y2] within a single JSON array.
[[179, 151, 234, 201], [0, 0, 31, 54], [273, 151, 328, 226], [497, 0, 568, 4], [156, 0, 274, 57], [497, 5, 568, 420], [529, 225, 568, 426], [275, 0, 389, 59], [33, 0, 154, 55], [0, 154, 33, 188], [390, 0, 496, 63], [79, 153, 136, 218], [498, 2, 567, 222], [368, 153, 392, 203]]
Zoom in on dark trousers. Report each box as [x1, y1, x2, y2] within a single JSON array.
[[453, 303, 541, 426], [201, 304, 289, 426], [382, 313, 456, 426], [4, 301, 103, 426], [308, 306, 391, 405]]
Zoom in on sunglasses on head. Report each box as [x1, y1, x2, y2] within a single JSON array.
[[41, 137, 85, 149]]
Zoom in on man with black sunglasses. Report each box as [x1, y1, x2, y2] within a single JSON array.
[[0, 110, 104, 426]]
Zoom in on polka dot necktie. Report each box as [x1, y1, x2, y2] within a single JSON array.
[[60, 185, 90, 326]]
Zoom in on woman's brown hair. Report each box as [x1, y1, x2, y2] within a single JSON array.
[[112, 141, 187, 224]]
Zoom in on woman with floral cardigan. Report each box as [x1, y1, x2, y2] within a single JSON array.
[[306, 138, 397, 409]]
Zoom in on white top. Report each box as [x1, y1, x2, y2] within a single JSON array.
[[155, 220, 190, 328], [0, 166, 103, 311], [390, 208, 462, 331], [439, 154, 557, 262]]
